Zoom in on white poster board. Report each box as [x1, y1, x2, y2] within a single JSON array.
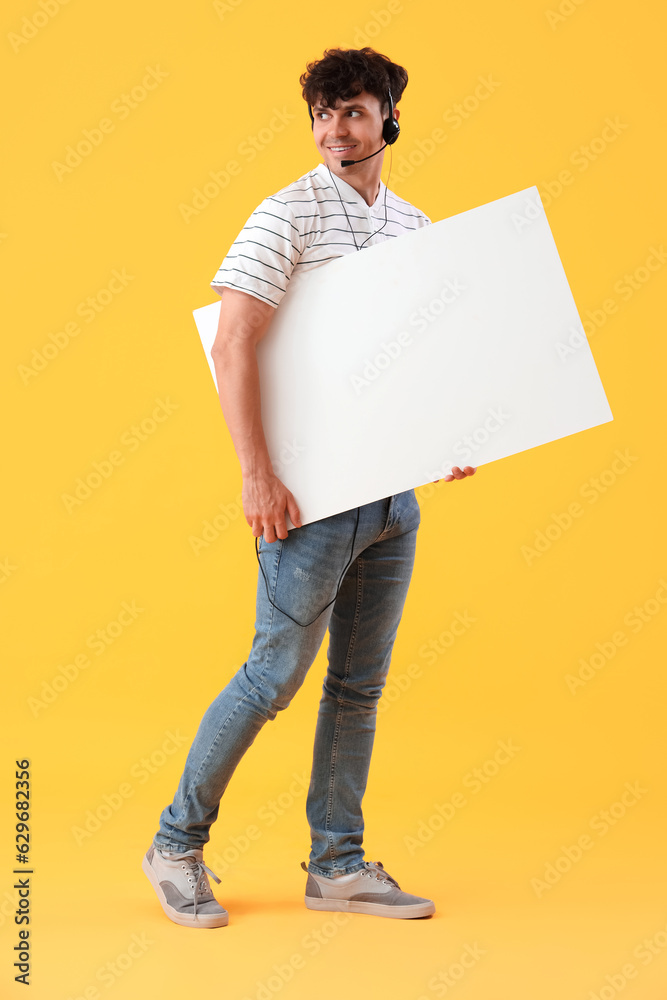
[[193, 185, 613, 528]]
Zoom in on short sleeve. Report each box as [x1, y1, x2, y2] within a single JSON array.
[[210, 196, 305, 308]]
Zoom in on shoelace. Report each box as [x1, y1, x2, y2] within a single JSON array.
[[364, 861, 401, 889], [178, 856, 222, 918], [300, 859, 402, 888]]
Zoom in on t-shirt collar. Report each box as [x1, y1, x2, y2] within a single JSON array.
[[315, 161, 386, 211]]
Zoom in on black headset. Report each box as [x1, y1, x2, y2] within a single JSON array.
[[307, 86, 400, 147]]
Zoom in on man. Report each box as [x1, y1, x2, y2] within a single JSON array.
[[143, 46, 476, 928]]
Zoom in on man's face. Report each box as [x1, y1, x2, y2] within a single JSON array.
[[311, 90, 394, 175]]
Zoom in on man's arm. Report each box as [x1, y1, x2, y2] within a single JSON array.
[[211, 287, 302, 543]]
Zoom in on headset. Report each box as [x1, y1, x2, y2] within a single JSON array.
[[307, 86, 400, 163], [254, 85, 400, 628]]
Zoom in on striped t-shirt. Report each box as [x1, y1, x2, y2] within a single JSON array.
[[210, 161, 432, 308]]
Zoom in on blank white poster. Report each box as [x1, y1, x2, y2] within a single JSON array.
[[193, 185, 613, 528]]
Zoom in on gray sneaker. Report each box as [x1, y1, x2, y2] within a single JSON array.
[[302, 860, 435, 919], [142, 845, 228, 927]]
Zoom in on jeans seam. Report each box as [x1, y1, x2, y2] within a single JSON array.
[[175, 539, 283, 828], [325, 554, 364, 869], [152, 839, 199, 853], [376, 496, 392, 540], [308, 860, 367, 878]]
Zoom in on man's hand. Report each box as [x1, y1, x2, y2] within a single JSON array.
[[432, 465, 477, 483], [243, 469, 302, 542]]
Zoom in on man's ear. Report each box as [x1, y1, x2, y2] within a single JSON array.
[[394, 108, 400, 121]]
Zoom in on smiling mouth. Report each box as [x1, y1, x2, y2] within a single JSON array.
[[328, 145, 355, 152]]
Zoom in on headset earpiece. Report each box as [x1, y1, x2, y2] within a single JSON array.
[[382, 87, 400, 145]]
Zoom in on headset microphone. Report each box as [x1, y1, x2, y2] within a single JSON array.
[[340, 144, 386, 167]]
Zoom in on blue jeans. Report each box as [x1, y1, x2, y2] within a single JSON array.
[[153, 489, 421, 877]]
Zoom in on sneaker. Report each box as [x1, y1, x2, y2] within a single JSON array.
[[301, 860, 435, 919], [142, 845, 228, 928]]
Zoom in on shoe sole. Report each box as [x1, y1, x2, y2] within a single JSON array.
[[305, 896, 435, 919], [142, 855, 229, 928]]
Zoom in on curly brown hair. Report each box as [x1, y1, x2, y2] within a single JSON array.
[[300, 47, 408, 117]]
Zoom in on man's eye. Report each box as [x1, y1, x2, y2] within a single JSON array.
[[316, 110, 361, 119]]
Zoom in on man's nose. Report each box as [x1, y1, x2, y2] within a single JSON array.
[[330, 116, 350, 136]]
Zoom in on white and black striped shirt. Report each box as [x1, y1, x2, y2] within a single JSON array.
[[210, 162, 432, 308]]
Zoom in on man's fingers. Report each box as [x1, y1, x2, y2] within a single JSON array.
[[443, 466, 477, 482], [246, 494, 296, 542], [286, 493, 302, 528]]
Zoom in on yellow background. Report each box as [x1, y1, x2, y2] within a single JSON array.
[[2, 0, 666, 997]]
